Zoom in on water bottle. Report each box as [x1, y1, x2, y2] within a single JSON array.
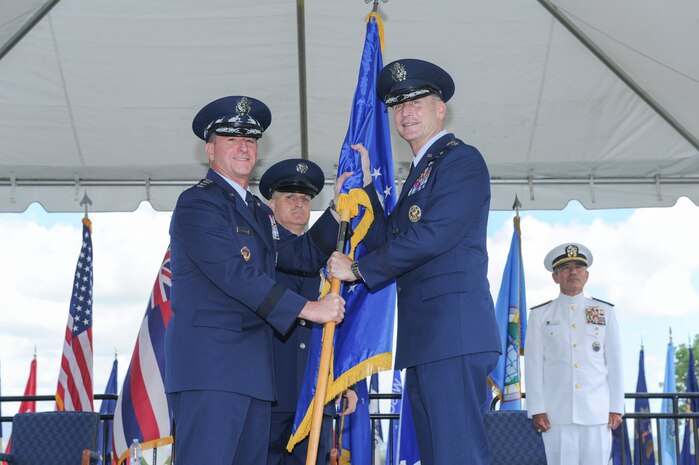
[[130, 438, 142, 465]]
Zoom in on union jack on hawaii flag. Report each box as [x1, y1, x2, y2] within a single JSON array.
[[56, 217, 94, 412], [112, 248, 173, 465]]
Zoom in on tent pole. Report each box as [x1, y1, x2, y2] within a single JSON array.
[[536, 0, 699, 152], [296, 0, 309, 159], [0, 0, 62, 61]]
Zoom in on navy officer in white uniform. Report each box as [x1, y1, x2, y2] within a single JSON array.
[[327, 59, 501, 465], [525, 243, 624, 465], [166, 96, 348, 465]]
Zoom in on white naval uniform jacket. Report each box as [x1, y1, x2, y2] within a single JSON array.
[[524, 292, 624, 425]]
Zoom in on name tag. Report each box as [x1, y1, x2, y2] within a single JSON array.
[[545, 320, 560, 326], [236, 226, 251, 235]]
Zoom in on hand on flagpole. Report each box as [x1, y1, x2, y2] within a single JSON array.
[[326, 252, 356, 282], [335, 389, 358, 416], [350, 143, 373, 187], [330, 171, 354, 221], [299, 294, 346, 324]]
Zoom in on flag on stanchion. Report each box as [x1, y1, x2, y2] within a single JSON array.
[[612, 417, 633, 465], [661, 330, 677, 465], [634, 346, 656, 465], [112, 249, 173, 465], [396, 388, 420, 465], [4, 354, 37, 455], [339, 379, 372, 465], [488, 215, 527, 410], [369, 373, 384, 463], [680, 345, 698, 465], [56, 217, 94, 412], [288, 11, 396, 451], [97, 357, 118, 464], [385, 370, 402, 465]]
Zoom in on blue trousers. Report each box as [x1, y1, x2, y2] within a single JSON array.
[[268, 411, 332, 465], [405, 352, 499, 465], [169, 390, 271, 465]]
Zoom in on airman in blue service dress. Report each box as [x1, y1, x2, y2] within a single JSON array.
[[259, 159, 334, 465], [525, 243, 624, 465], [165, 96, 344, 465], [329, 59, 501, 465]]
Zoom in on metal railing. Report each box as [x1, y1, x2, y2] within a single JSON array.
[[2, 392, 699, 465]]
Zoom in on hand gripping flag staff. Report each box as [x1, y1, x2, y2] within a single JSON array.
[[287, 9, 396, 465]]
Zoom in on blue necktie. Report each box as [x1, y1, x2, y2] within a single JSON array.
[[245, 191, 256, 216]]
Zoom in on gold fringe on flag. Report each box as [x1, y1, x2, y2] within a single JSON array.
[[286, 187, 391, 452]]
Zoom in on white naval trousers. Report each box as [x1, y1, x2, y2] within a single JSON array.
[[542, 423, 612, 465]]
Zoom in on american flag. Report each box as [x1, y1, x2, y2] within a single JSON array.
[[56, 217, 94, 412], [112, 248, 173, 465]]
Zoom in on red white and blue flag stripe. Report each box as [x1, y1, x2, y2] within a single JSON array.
[[112, 248, 173, 465], [56, 217, 94, 412]]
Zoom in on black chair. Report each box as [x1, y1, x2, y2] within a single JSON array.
[[484, 410, 547, 465], [0, 411, 101, 465]]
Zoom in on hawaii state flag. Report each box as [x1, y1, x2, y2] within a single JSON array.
[[112, 249, 172, 465], [288, 11, 396, 451]]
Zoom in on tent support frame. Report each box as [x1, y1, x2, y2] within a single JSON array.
[[0, 0, 61, 61], [537, 0, 699, 152]]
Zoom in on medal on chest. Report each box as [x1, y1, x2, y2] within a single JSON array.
[[585, 306, 606, 325], [408, 162, 433, 196]]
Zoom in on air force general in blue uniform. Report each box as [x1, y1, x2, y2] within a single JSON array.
[[327, 59, 501, 465], [259, 159, 335, 465], [165, 96, 345, 465]]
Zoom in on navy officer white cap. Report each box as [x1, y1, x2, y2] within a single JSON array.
[[544, 242, 593, 272]]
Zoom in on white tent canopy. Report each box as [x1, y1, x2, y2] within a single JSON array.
[[1, 0, 698, 212]]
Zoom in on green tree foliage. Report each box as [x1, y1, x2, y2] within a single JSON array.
[[674, 333, 699, 394]]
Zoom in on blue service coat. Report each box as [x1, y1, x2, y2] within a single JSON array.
[[359, 133, 501, 369], [165, 169, 337, 401]]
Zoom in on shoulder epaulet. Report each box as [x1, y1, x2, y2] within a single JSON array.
[[591, 297, 614, 307], [195, 178, 214, 189], [530, 300, 552, 310]]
